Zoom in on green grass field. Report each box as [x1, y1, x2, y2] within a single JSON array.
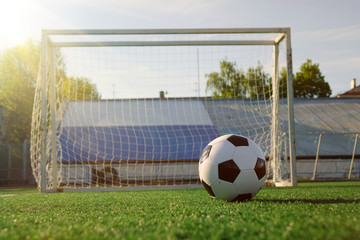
[[1, 182, 360, 240]]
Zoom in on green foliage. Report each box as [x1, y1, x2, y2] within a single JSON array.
[[206, 59, 332, 99], [279, 67, 289, 98], [0, 40, 38, 143], [205, 60, 246, 98], [61, 76, 101, 100], [0, 182, 359, 240], [246, 64, 271, 99], [0, 40, 101, 143], [205, 60, 270, 99], [294, 59, 331, 98]]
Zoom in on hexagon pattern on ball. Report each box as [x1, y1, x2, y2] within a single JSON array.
[[199, 134, 267, 202], [233, 146, 259, 170], [208, 140, 236, 164], [227, 135, 249, 147], [218, 160, 240, 183], [233, 170, 261, 196], [211, 179, 239, 201], [254, 158, 266, 180]]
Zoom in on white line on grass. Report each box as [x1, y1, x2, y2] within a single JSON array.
[[0, 194, 16, 197]]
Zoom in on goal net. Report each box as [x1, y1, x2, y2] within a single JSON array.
[[31, 28, 296, 192]]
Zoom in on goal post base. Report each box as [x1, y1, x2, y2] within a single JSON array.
[[274, 180, 294, 187]]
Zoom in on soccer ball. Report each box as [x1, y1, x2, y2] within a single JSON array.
[[199, 134, 267, 202]]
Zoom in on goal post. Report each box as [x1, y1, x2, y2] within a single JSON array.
[[285, 30, 297, 187], [31, 28, 296, 192]]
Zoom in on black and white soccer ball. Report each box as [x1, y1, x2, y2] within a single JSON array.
[[199, 134, 267, 202]]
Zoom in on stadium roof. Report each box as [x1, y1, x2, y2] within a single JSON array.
[[292, 98, 360, 134], [203, 98, 360, 156], [56, 98, 360, 162], [57, 99, 218, 162], [290, 98, 360, 156]]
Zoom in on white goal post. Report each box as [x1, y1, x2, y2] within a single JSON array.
[[31, 28, 297, 192]]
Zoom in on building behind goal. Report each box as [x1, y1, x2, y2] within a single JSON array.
[[30, 28, 296, 192]]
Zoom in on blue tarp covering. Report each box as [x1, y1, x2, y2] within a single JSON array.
[[58, 125, 218, 162]]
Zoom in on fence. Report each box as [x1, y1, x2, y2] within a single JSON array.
[[295, 132, 360, 180], [0, 140, 35, 186]]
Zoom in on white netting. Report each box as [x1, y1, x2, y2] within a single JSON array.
[[30, 29, 293, 191]]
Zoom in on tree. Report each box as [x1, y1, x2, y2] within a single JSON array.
[[278, 67, 291, 98], [0, 40, 100, 143], [206, 59, 331, 100], [246, 63, 271, 99], [206, 60, 246, 98], [61, 76, 101, 100], [205, 60, 271, 99], [0, 40, 38, 143], [294, 59, 331, 98]]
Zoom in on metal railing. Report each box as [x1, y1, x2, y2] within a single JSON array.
[[308, 132, 359, 180]]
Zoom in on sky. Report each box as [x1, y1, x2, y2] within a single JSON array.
[[0, 0, 359, 96]]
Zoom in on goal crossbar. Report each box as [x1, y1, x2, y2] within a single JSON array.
[[51, 40, 277, 48], [44, 28, 291, 35]]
